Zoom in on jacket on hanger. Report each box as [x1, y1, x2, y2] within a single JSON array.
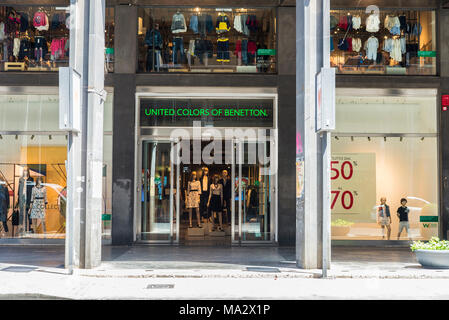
[[19, 12, 29, 32], [171, 12, 187, 33], [145, 29, 162, 48], [33, 11, 49, 31], [216, 14, 231, 33]]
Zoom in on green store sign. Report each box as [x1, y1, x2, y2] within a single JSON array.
[[418, 51, 436, 57], [420, 216, 439, 222], [144, 107, 269, 118], [257, 49, 276, 56]]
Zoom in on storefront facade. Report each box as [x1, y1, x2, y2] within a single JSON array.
[[0, 0, 448, 248], [331, 0, 448, 243]]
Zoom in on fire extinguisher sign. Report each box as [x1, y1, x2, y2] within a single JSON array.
[[331, 153, 377, 220]]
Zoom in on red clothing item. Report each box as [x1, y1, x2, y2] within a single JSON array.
[[337, 15, 348, 30], [234, 39, 242, 55], [347, 37, 352, 52], [247, 41, 257, 55]]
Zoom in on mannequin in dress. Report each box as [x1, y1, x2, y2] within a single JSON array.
[[186, 171, 202, 228], [29, 177, 48, 236], [207, 174, 223, 231]]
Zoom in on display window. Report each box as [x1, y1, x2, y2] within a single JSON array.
[[331, 89, 438, 241], [0, 91, 113, 240], [104, 6, 115, 73], [0, 5, 69, 71], [330, 9, 436, 75], [137, 7, 277, 73], [0, 5, 114, 73]]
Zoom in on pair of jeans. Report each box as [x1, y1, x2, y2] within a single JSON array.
[[172, 37, 184, 64], [146, 49, 161, 71], [200, 192, 210, 219], [241, 39, 248, 65], [2, 221, 8, 233], [217, 39, 230, 62]]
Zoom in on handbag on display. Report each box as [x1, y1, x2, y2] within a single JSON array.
[[12, 209, 19, 226]]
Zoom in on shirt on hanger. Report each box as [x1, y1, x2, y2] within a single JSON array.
[[366, 14, 380, 33], [352, 15, 361, 30], [352, 38, 362, 52], [365, 36, 379, 60]]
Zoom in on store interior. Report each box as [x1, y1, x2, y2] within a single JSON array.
[[140, 140, 272, 244], [137, 7, 277, 73], [330, 9, 436, 75]]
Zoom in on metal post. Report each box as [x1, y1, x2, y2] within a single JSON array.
[[65, 0, 105, 270], [321, 0, 332, 278], [296, 0, 332, 271]]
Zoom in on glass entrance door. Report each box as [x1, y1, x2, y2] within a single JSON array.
[[234, 139, 276, 244], [139, 137, 277, 244], [140, 140, 176, 242]]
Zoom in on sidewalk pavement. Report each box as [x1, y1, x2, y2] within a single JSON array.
[[0, 245, 448, 279], [2, 245, 449, 299]]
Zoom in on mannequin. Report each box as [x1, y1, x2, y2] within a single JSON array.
[[186, 171, 201, 228], [0, 180, 9, 237], [18, 169, 34, 233], [208, 175, 223, 231], [219, 170, 231, 225], [29, 177, 48, 236], [145, 23, 162, 72], [199, 167, 210, 223]]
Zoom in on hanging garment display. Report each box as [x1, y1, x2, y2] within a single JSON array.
[[50, 37, 68, 60], [171, 12, 187, 33], [189, 14, 198, 33], [33, 11, 49, 31], [233, 15, 243, 33], [245, 15, 258, 32], [365, 14, 380, 32], [197, 14, 214, 35], [399, 16, 407, 31], [330, 15, 338, 30], [337, 15, 349, 31], [352, 15, 361, 30], [352, 38, 362, 52], [365, 36, 379, 60], [19, 12, 29, 32], [337, 38, 349, 51], [385, 15, 401, 35]]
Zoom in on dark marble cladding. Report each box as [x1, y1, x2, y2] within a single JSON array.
[[111, 74, 136, 245]]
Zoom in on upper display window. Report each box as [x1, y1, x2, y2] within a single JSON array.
[[0, 5, 114, 73], [0, 6, 69, 71], [330, 9, 436, 75], [137, 7, 277, 74]]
